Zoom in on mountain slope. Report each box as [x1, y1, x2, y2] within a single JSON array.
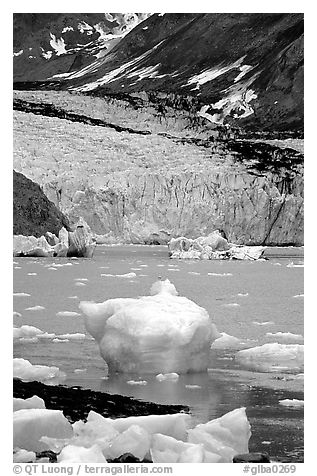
[[13, 13, 304, 132]]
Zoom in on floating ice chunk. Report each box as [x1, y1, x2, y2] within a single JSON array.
[[208, 273, 233, 277], [221, 303, 240, 308], [13, 448, 37, 462], [237, 293, 249, 297], [187, 407, 251, 462], [252, 321, 274, 326], [140, 265, 148, 268], [117, 272, 137, 278], [53, 338, 70, 343], [13, 358, 66, 383], [107, 424, 151, 460], [151, 433, 206, 463], [75, 278, 89, 282], [211, 332, 242, 349], [14, 267, 22, 269], [279, 399, 304, 408], [58, 444, 107, 463], [13, 311, 22, 318], [75, 282, 86, 286], [25, 305, 45, 311], [27, 273, 37, 276], [14, 396, 46, 412], [38, 332, 56, 340], [56, 311, 81, 317], [185, 384, 202, 389], [127, 380, 147, 385], [235, 343, 304, 372], [130, 268, 142, 271], [273, 263, 282, 266], [57, 333, 86, 340], [265, 332, 304, 343], [156, 372, 179, 382], [14, 408, 73, 452], [48, 267, 57, 271], [74, 368, 87, 373], [14, 292, 31, 297], [68, 296, 79, 299], [293, 294, 304, 298], [13, 325, 44, 340], [287, 262, 304, 268], [188, 272, 200, 275], [80, 279, 218, 373]]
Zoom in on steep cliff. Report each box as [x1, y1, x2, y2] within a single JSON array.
[[13, 170, 71, 237]]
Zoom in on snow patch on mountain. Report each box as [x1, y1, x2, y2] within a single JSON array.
[[62, 26, 74, 33], [49, 33, 67, 56], [78, 21, 94, 34], [185, 57, 246, 90], [72, 40, 166, 92], [14, 50, 24, 57], [41, 48, 53, 60]]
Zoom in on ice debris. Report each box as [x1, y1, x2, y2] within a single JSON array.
[[79, 279, 219, 373], [279, 399, 304, 408], [14, 396, 45, 412], [156, 373, 179, 382], [38, 407, 250, 463]]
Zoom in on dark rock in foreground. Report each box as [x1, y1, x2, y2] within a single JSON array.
[[13, 170, 70, 237], [13, 379, 189, 423], [233, 452, 271, 463]]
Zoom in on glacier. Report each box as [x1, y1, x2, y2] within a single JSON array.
[[79, 279, 219, 373]]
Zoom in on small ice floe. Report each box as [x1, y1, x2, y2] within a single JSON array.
[[252, 321, 274, 326], [14, 292, 31, 297], [14, 395, 46, 412], [168, 268, 180, 272], [101, 273, 114, 277], [57, 333, 86, 340], [185, 384, 202, 389], [237, 293, 249, 297], [273, 263, 282, 266], [48, 267, 57, 271], [56, 311, 81, 317], [13, 449, 37, 463], [279, 399, 304, 408], [53, 338, 70, 343], [208, 273, 233, 277], [188, 271, 200, 275], [138, 274, 148, 277], [68, 296, 78, 299], [27, 273, 37, 276], [157, 264, 165, 267], [38, 332, 56, 340], [127, 380, 148, 386], [13, 358, 66, 383], [13, 261, 18, 265], [156, 372, 179, 382], [13, 311, 22, 318], [211, 332, 242, 349], [74, 368, 87, 373], [261, 441, 272, 445], [75, 278, 89, 282], [287, 262, 304, 268], [235, 343, 304, 372], [75, 282, 86, 286], [25, 305, 45, 311], [221, 303, 240, 308], [14, 266, 22, 269], [293, 294, 304, 298], [130, 268, 142, 271], [19, 337, 39, 343], [51, 263, 73, 267], [140, 265, 148, 268], [99, 266, 110, 269], [265, 332, 304, 344], [117, 272, 137, 278], [14, 325, 44, 340]]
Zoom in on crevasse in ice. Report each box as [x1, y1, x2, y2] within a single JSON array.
[[79, 279, 219, 373]]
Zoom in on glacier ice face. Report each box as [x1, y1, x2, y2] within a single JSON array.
[[235, 343, 304, 372], [79, 279, 219, 373]]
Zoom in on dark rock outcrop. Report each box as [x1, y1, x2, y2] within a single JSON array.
[[13, 170, 70, 237]]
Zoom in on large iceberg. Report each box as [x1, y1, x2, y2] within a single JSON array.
[[79, 279, 219, 373]]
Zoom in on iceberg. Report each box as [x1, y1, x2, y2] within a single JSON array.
[[79, 279, 219, 373], [235, 343, 304, 372], [14, 396, 45, 412]]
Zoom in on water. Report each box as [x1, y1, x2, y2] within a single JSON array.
[[13, 245, 304, 462]]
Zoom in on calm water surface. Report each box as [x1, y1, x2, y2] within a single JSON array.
[[13, 245, 304, 462]]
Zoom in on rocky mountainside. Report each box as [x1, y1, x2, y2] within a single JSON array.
[[13, 170, 70, 237], [14, 13, 303, 133]]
